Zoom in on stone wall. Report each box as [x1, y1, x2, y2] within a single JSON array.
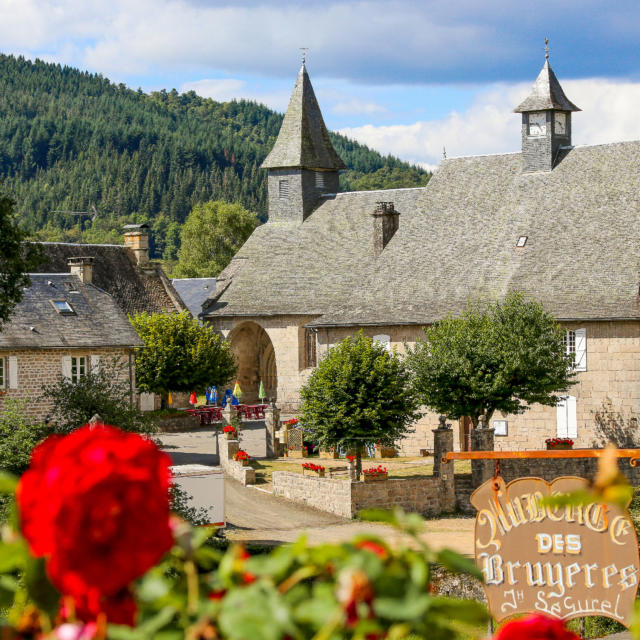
[[154, 413, 201, 432], [0, 347, 134, 421], [219, 435, 256, 486], [273, 471, 453, 519]]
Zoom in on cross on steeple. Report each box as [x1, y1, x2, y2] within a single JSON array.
[[544, 37, 550, 61], [300, 47, 308, 65]]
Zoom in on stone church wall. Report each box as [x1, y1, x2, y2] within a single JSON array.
[[211, 316, 640, 455]]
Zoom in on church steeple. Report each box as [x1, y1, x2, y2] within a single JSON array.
[[262, 62, 345, 222], [514, 42, 581, 173]]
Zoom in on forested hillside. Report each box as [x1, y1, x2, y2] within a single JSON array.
[[0, 54, 429, 259]]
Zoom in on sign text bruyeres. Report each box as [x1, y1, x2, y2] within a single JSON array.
[[471, 476, 639, 626]]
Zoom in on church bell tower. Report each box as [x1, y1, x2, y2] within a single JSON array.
[[514, 41, 581, 173], [261, 59, 345, 223]]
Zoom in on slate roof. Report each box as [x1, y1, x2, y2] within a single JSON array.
[[172, 278, 217, 318], [0, 274, 143, 349], [33, 243, 187, 317], [261, 64, 346, 170], [514, 60, 581, 113], [204, 141, 640, 326]]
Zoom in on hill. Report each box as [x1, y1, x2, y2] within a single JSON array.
[[0, 54, 430, 259]]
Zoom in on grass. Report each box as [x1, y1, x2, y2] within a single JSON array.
[[248, 457, 472, 485]]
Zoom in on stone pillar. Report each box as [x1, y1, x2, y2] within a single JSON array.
[[264, 403, 281, 458], [471, 415, 495, 488], [433, 415, 456, 512]]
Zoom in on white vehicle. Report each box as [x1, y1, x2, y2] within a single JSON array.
[[171, 465, 225, 526]]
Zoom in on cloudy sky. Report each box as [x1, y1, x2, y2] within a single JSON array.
[[2, 0, 640, 169]]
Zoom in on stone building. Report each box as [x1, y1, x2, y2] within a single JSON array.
[[0, 271, 143, 421], [202, 56, 640, 454]]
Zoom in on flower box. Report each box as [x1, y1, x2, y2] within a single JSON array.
[[240, 459, 249, 467], [302, 462, 326, 477], [319, 449, 339, 459], [233, 449, 250, 465], [222, 425, 237, 440], [545, 438, 574, 450], [374, 446, 396, 459], [363, 472, 388, 483]]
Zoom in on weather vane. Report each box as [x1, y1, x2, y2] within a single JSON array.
[[544, 37, 550, 60], [300, 47, 308, 65], [442, 146, 447, 160]]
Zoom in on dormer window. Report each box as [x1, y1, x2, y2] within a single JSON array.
[[528, 112, 547, 136], [51, 300, 74, 315], [517, 236, 528, 247]]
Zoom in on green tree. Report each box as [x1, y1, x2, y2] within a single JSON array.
[[0, 192, 39, 326], [406, 291, 576, 427], [131, 311, 236, 397], [173, 200, 259, 277], [41, 356, 151, 434], [0, 399, 49, 475], [300, 332, 420, 478]]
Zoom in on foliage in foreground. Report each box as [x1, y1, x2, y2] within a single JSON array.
[[172, 200, 259, 278], [0, 423, 488, 639], [407, 291, 576, 427], [131, 311, 236, 397], [300, 332, 420, 477], [40, 357, 152, 434]]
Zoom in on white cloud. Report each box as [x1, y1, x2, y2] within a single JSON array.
[[338, 79, 640, 167], [179, 78, 290, 111]]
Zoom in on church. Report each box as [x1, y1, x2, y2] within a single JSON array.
[[202, 53, 640, 454]]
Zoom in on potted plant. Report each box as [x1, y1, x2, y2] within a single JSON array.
[[302, 462, 326, 477], [362, 465, 388, 483], [374, 442, 396, 459], [222, 424, 237, 440], [234, 449, 250, 466], [545, 437, 574, 450]]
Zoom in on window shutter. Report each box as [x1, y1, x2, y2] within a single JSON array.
[[8, 356, 18, 389], [556, 397, 568, 438], [91, 355, 100, 373], [62, 356, 72, 380], [567, 396, 578, 438], [574, 328, 587, 371], [373, 334, 391, 352]]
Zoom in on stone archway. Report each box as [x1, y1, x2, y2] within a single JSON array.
[[227, 322, 278, 403]]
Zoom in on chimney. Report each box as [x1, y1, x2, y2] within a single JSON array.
[[372, 201, 399, 257], [68, 256, 94, 284], [123, 223, 150, 266]]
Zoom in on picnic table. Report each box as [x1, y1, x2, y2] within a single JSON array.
[[185, 404, 268, 424]]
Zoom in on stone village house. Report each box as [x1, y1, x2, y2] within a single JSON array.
[[0, 225, 187, 419], [202, 53, 640, 455]]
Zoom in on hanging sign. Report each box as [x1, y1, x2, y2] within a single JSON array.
[[471, 476, 639, 626]]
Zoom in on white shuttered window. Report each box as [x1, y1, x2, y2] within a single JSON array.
[[556, 395, 577, 438], [8, 357, 17, 389], [62, 356, 72, 381], [91, 355, 100, 373], [574, 328, 587, 372]]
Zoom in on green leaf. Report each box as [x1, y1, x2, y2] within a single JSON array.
[[427, 596, 489, 626], [0, 540, 28, 573], [0, 472, 17, 494], [24, 556, 59, 615], [374, 594, 431, 620]]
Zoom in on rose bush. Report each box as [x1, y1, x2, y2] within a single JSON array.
[[493, 614, 581, 640], [16, 424, 173, 623]]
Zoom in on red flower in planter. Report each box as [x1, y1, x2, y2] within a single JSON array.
[[362, 466, 387, 476], [17, 425, 173, 620], [493, 614, 580, 640], [302, 462, 325, 472], [234, 449, 250, 462], [222, 425, 237, 434]]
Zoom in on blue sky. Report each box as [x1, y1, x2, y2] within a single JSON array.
[[2, 0, 640, 168]]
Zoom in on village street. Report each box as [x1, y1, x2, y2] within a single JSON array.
[[158, 429, 474, 554]]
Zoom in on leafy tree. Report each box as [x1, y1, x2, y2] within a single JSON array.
[[131, 311, 236, 397], [300, 332, 420, 478], [406, 291, 576, 427], [41, 356, 152, 434], [0, 399, 49, 476], [173, 200, 259, 277], [0, 192, 39, 326]]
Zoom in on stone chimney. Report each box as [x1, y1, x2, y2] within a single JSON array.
[[372, 201, 399, 257], [67, 256, 94, 284], [123, 224, 150, 267]]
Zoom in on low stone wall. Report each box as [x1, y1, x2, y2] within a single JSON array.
[[219, 436, 256, 486], [153, 413, 201, 432], [272, 472, 453, 518]]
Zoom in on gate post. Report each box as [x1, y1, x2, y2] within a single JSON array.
[[433, 416, 456, 512], [471, 415, 495, 488], [265, 402, 281, 458]]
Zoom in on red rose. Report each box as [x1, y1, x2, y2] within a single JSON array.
[[355, 540, 388, 559], [17, 425, 173, 601], [493, 614, 581, 640], [60, 588, 137, 627]]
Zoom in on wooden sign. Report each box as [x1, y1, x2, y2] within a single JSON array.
[[471, 476, 639, 626]]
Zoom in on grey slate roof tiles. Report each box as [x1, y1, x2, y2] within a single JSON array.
[[261, 64, 346, 171], [33, 243, 187, 317], [0, 275, 143, 349], [205, 141, 640, 326], [172, 278, 217, 318], [514, 60, 581, 113]]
